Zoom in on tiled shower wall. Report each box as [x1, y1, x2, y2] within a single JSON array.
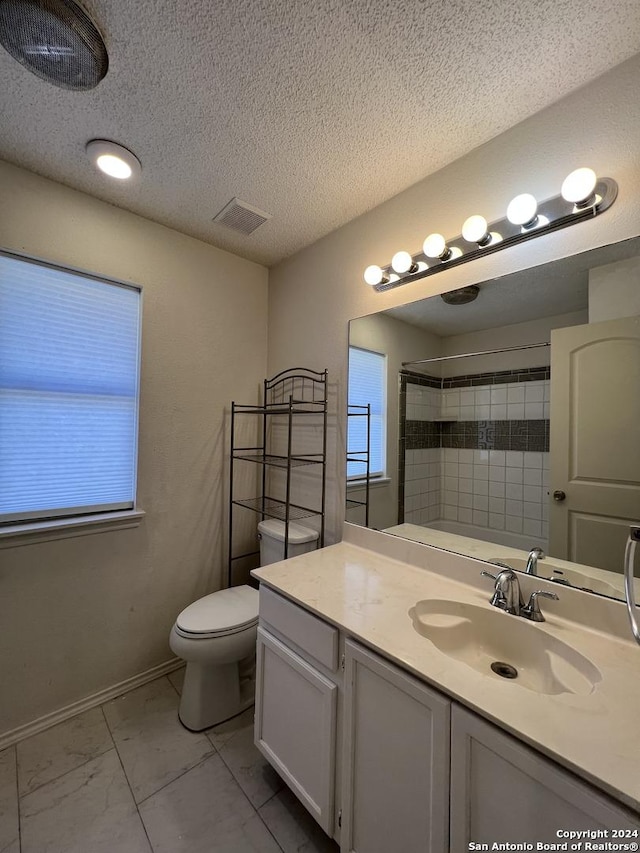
[[401, 369, 550, 540]]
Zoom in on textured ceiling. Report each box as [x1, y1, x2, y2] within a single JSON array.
[[1, 1, 640, 266]]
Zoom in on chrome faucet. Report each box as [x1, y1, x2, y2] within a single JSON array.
[[525, 546, 545, 575], [481, 570, 559, 622], [481, 568, 524, 616]]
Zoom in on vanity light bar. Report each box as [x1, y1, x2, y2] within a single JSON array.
[[364, 169, 618, 293]]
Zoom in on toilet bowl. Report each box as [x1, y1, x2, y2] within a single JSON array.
[[170, 520, 319, 731], [169, 585, 259, 730]]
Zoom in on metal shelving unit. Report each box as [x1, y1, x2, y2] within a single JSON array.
[[346, 403, 371, 527], [228, 368, 328, 586]]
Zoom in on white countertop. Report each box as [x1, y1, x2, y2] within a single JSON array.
[[252, 524, 640, 816]]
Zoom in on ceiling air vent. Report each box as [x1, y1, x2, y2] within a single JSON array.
[[212, 198, 271, 236]]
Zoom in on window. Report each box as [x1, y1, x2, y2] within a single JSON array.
[[0, 252, 142, 525], [347, 346, 386, 479]]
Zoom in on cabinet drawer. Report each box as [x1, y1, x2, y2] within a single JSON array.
[[259, 585, 339, 671]]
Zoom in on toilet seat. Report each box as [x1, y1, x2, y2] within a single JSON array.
[[175, 585, 258, 640]]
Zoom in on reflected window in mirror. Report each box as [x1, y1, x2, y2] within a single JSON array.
[[347, 346, 386, 479]]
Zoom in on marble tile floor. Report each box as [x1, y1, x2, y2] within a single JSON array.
[[0, 669, 339, 853]]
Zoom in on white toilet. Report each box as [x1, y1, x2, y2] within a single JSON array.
[[169, 520, 319, 730]]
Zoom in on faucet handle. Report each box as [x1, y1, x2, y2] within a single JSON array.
[[480, 570, 498, 582], [522, 590, 559, 622]]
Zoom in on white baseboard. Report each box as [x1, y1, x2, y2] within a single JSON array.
[[0, 657, 184, 752]]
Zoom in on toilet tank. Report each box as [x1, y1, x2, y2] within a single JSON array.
[[257, 519, 319, 566]]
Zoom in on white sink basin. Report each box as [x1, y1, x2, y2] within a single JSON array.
[[488, 557, 621, 599], [408, 598, 601, 696]]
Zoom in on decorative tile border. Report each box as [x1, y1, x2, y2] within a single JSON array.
[[404, 420, 440, 449], [400, 366, 550, 391], [400, 369, 442, 389], [440, 419, 549, 452], [442, 366, 550, 388], [403, 420, 549, 453]]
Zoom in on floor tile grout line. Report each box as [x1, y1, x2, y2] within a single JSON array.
[[136, 748, 284, 851], [165, 670, 184, 698], [214, 733, 285, 813], [17, 743, 114, 801], [255, 801, 287, 853], [99, 679, 219, 809], [209, 757, 281, 849], [100, 705, 155, 853], [14, 704, 118, 801], [134, 750, 217, 807], [99, 696, 120, 741], [258, 787, 281, 811]]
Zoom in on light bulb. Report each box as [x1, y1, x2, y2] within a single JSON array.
[[391, 251, 415, 274], [507, 193, 538, 227], [364, 265, 384, 286], [96, 154, 132, 179], [561, 168, 597, 205], [423, 233, 448, 259], [86, 140, 141, 181], [462, 215, 490, 245]]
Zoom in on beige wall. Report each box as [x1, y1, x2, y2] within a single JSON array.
[[348, 313, 442, 529], [589, 255, 640, 322], [0, 161, 268, 737], [439, 311, 588, 377], [268, 54, 640, 543]]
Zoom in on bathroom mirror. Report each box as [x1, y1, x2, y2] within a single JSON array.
[[347, 235, 640, 603]]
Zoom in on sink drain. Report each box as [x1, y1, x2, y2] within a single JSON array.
[[491, 661, 518, 679]]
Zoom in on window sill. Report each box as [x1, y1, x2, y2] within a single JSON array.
[[346, 477, 391, 491], [0, 510, 146, 549]]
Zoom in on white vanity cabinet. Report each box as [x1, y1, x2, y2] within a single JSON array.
[[450, 706, 640, 844], [254, 586, 340, 836], [255, 584, 640, 851], [341, 640, 450, 853]]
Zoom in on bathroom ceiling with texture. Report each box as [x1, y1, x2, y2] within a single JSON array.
[[1, 0, 640, 266]]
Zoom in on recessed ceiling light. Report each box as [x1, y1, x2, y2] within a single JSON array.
[[86, 140, 141, 180]]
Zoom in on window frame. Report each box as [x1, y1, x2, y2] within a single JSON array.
[[347, 345, 387, 481], [0, 248, 143, 531]]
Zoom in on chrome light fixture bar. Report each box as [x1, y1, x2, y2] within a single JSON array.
[[364, 169, 618, 292]]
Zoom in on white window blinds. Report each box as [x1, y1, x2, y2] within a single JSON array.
[[347, 346, 386, 478], [0, 253, 141, 523]]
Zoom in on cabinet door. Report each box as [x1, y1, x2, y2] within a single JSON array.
[[342, 640, 450, 853], [255, 627, 337, 834], [450, 705, 640, 846]]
